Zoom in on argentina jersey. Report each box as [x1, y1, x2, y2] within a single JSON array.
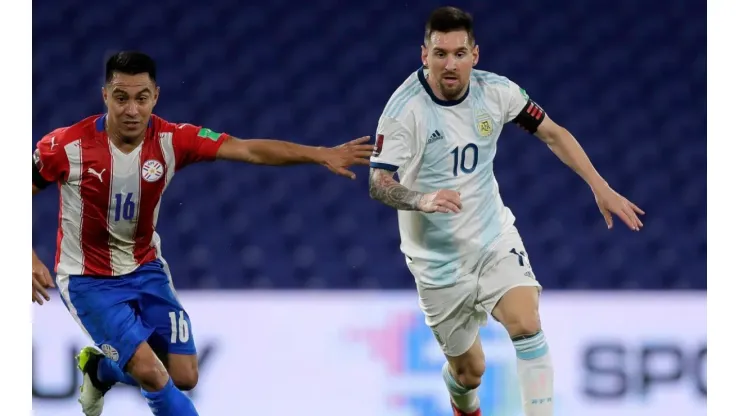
[[371, 68, 531, 286]]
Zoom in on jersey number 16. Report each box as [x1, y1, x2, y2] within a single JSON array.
[[451, 143, 479, 176]]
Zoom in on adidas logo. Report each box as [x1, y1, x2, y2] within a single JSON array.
[[427, 130, 444, 144]]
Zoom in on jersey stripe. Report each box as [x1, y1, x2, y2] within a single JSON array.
[[107, 142, 142, 274], [381, 81, 416, 117], [57, 140, 85, 275], [387, 84, 423, 118], [80, 138, 113, 275], [134, 133, 167, 265]]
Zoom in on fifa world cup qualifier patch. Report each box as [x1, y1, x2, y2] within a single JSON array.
[[373, 134, 385, 157], [197, 128, 222, 141]]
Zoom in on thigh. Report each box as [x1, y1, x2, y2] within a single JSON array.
[[61, 275, 154, 371], [136, 261, 197, 357], [477, 227, 542, 317], [415, 274, 482, 358]]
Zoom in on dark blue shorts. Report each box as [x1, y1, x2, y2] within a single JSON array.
[[61, 260, 196, 370]]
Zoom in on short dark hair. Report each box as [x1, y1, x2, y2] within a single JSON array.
[[424, 7, 475, 45], [105, 51, 157, 84]]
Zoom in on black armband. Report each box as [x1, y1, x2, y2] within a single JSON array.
[[512, 99, 546, 134], [32, 159, 52, 189]]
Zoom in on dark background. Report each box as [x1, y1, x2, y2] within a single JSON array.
[[32, 0, 706, 290]]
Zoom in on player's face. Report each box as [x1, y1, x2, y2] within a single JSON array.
[[421, 30, 479, 101], [102, 72, 159, 141]]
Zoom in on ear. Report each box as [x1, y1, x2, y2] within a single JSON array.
[[472, 44, 480, 66], [101, 86, 107, 104], [421, 44, 428, 67]]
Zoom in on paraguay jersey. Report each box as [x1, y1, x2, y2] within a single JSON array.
[[370, 68, 532, 284], [33, 114, 227, 279]]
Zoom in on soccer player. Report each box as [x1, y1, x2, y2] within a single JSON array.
[[368, 7, 644, 416], [32, 51, 374, 416]]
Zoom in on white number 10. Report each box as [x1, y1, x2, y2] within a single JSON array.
[[168, 311, 190, 343]]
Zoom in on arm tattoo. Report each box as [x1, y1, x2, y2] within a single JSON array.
[[369, 168, 423, 211]]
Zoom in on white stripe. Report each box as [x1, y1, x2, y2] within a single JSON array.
[[56, 274, 92, 340], [152, 132, 176, 232], [107, 145, 141, 275], [57, 140, 84, 276]]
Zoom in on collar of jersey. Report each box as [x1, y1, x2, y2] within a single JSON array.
[[95, 114, 153, 132], [416, 66, 470, 107]]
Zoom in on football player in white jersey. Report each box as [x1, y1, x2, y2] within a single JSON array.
[[368, 7, 644, 416]]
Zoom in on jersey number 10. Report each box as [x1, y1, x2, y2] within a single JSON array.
[[451, 143, 479, 176]]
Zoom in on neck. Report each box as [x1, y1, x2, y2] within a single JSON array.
[[106, 120, 145, 151]]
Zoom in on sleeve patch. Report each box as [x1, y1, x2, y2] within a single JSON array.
[[372, 134, 385, 157], [197, 128, 222, 142]]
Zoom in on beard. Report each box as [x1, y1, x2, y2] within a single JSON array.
[[436, 78, 467, 100]]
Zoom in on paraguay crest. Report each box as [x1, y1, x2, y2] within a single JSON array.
[[476, 110, 495, 137]]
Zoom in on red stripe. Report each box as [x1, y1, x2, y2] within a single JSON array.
[[527, 103, 535, 115], [80, 137, 114, 276], [535, 107, 543, 120], [133, 133, 166, 264]]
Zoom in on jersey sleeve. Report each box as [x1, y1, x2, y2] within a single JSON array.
[[32, 130, 70, 189], [505, 80, 547, 134], [369, 116, 416, 173], [171, 123, 229, 169]]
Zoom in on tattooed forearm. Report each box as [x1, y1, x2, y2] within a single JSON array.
[[369, 168, 423, 211]]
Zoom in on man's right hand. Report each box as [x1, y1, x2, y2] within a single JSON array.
[[418, 189, 463, 214], [32, 252, 54, 305]]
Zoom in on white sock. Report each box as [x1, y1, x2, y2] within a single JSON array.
[[441, 362, 480, 413], [512, 331, 554, 416]]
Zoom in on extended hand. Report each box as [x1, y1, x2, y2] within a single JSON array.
[[593, 184, 645, 231], [418, 189, 463, 214], [32, 255, 55, 305], [321, 136, 375, 179]]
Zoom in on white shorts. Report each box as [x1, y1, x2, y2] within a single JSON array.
[[409, 226, 542, 357]]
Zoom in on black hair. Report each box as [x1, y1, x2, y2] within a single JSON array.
[[424, 7, 475, 45], [105, 51, 157, 84]]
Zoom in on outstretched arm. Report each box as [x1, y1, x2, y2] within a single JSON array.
[[533, 116, 644, 230], [504, 83, 644, 231], [174, 123, 374, 179], [216, 135, 374, 179]]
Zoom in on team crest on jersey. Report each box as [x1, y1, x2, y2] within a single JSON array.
[[101, 344, 119, 362], [476, 112, 495, 137], [141, 159, 164, 183]]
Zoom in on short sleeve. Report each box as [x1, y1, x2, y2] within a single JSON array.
[[369, 116, 415, 173], [172, 123, 229, 169], [33, 130, 70, 187], [504, 79, 531, 123]]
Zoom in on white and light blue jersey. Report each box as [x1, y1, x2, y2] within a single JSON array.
[[371, 68, 530, 285]]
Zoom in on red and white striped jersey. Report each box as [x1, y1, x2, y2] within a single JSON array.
[[33, 114, 227, 277]]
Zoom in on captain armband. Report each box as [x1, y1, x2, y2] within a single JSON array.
[[512, 99, 546, 134]]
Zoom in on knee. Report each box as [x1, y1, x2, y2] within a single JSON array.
[[168, 358, 199, 391], [503, 311, 541, 338], [452, 359, 486, 390], [127, 352, 169, 391], [171, 368, 199, 391]]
